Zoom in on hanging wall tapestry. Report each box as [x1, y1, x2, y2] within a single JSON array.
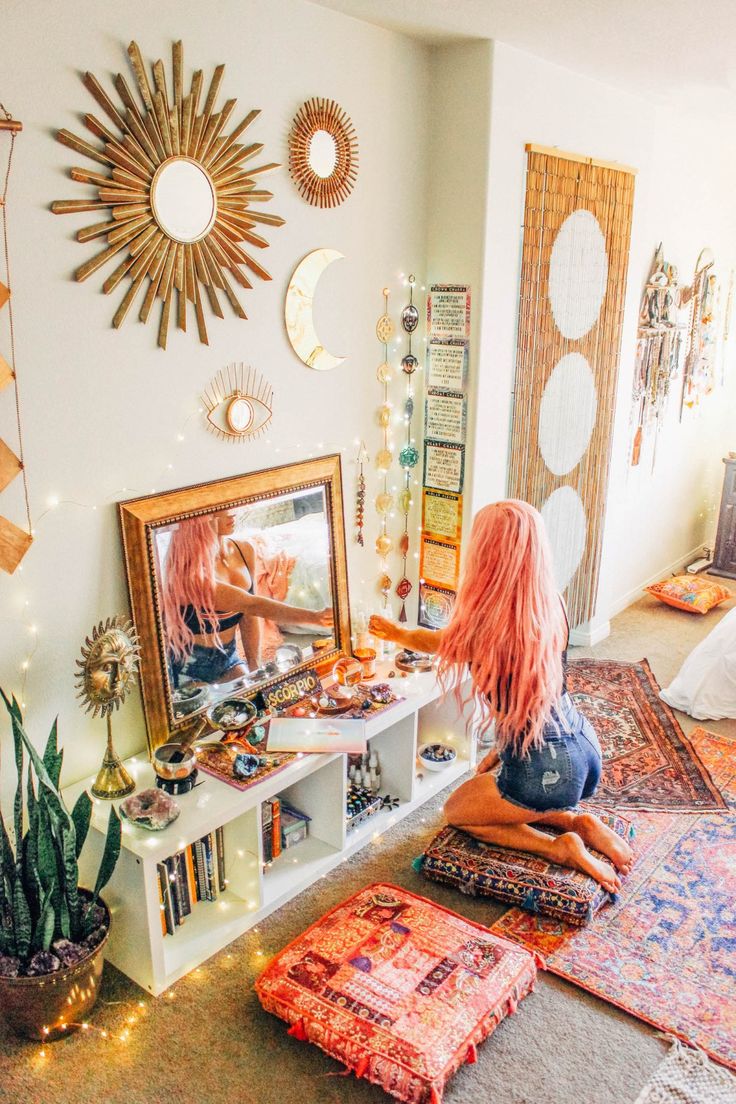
[[51, 40, 284, 349], [507, 145, 636, 628]]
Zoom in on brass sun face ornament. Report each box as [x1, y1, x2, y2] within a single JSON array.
[[76, 616, 140, 799], [51, 40, 285, 349]]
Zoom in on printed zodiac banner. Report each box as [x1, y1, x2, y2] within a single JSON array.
[[419, 284, 471, 628], [507, 147, 636, 627]]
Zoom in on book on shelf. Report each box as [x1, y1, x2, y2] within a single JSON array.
[[159, 830, 228, 937]]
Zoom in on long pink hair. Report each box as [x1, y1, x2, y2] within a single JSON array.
[[161, 517, 223, 663], [437, 500, 567, 756]]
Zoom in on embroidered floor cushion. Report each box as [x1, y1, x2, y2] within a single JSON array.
[[418, 812, 633, 926], [255, 882, 538, 1103], [645, 575, 732, 614]]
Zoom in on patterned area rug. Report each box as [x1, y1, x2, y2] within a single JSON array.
[[634, 1042, 736, 1104], [567, 658, 727, 811], [490, 730, 736, 1070]]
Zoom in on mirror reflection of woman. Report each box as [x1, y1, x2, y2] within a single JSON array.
[[162, 514, 332, 687]]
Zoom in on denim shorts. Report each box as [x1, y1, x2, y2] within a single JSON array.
[[171, 639, 241, 686], [497, 694, 602, 812]]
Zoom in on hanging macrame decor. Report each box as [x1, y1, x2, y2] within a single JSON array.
[[0, 105, 33, 574]]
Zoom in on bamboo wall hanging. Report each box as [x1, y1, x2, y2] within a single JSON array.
[[51, 40, 284, 349], [0, 104, 33, 575], [508, 145, 636, 627]]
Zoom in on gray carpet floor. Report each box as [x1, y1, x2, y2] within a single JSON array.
[[1, 589, 734, 1104]]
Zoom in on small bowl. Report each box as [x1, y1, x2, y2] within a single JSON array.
[[418, 743, 457, 772], [152, 742, 198, 782], [315, 689, 354, 716], [172, 683, 210, 715], [207, 697, 259, 733], [396, 650, 436, 674]]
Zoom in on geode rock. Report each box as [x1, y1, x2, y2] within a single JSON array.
[[51, 939, 88, 969], [120, 787, 180, 830], [83, 926, 107, 951], [25, 951, 61, 977], [0, 954, 20, 978]]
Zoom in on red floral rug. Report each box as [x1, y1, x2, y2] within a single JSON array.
[[491, 729, 736, 1070], [567, 658, 727, 811]]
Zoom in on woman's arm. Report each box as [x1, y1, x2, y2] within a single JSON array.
[[368, 615, 444, 655], [232, 541, 262, 669], [214, 580, 333, 629]]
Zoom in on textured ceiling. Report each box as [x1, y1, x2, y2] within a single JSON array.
[[308, 0, 736, 105]]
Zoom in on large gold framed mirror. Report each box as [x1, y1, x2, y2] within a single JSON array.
[[119, 456, 351, 754], [51, 40, 284, 349]]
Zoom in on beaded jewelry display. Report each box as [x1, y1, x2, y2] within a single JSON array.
[[355, 440, 367, 546], [396, 275, 419, 621]]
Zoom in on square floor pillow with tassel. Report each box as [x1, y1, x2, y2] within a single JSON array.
[[416, 811, 634, 925], [255, 882, 539, 1103]]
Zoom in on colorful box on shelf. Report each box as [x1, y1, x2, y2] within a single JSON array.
[[280, 802, 311, 849]]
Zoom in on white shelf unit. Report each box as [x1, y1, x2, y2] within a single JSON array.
[[63, 666, 475, 996]]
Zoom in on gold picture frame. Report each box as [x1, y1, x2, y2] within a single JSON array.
[[119, 455, 352, 755], [51, 40, 284, 349]]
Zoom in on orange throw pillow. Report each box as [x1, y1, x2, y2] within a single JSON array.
[[645, 575, 733, 614]]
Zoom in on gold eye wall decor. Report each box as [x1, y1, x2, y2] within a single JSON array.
[[288, 98, 358, 208], [202, 362, 273, 442], [51, 40, 285, 349]]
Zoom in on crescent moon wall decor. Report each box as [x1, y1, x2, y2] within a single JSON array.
[[51, 40, 285, 349], [289, 98, 358, 208], [285, 248, 346, 370], [508, 145, 635, 627]]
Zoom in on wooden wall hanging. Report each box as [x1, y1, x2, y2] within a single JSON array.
[[0, 104, 33, 574], [51, 40, 284, 349], [288, 98, 358, 208], [507, 145, 636, 627]]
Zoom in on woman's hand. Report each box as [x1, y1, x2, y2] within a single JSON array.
[[475, 748, 500, 775], [368, 614, 397, 641], [312, 607, 334, 628]]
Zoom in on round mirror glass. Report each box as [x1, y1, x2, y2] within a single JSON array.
[[151, 157, 217, 244], [308, 130, 338, 179], [226, 396, 254, 434]]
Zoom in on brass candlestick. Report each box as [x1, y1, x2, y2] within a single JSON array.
[[75, 615, 140, 800]]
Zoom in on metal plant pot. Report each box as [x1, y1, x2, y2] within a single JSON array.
[[0, 894, 110, 1041]]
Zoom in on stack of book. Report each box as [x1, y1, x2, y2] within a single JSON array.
[[157, 826, 226, 936]]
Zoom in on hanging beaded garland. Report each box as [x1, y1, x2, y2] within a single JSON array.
[[355, 440, 367, 546], [396, 274, 419, 621], [375, 288, 394, 606]]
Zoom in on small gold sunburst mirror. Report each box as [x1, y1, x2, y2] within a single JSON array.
[[51, 40, 285, 348]]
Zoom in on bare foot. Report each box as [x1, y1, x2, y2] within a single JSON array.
[[573, 812, 633, 874], [552, 832, 622, 894]]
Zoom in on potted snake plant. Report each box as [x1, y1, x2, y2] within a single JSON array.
[[0, 691, 121, 1040]]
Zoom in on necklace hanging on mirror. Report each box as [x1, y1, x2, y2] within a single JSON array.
[[375, 288, 394, 608], [396, 275, 419, 622], [355, 440, 367, 546]]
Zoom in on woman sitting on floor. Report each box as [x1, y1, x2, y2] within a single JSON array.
[[370, 499, 632, 893]]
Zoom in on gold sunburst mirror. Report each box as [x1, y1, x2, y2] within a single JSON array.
[[51, 40, 285, 348], [289, 98, 358, 208]]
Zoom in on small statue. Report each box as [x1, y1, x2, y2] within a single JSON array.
[[75, 615, 140, 799]]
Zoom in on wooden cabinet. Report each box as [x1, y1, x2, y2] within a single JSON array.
[[711, 457, 736, 579]]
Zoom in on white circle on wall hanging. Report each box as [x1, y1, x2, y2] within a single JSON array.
[[548, 209, 608, 340], [541, 485, 587, 591], [538, 352, 598, 476]]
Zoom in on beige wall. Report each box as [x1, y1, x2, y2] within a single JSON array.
[[0, 0, 429, 799]]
